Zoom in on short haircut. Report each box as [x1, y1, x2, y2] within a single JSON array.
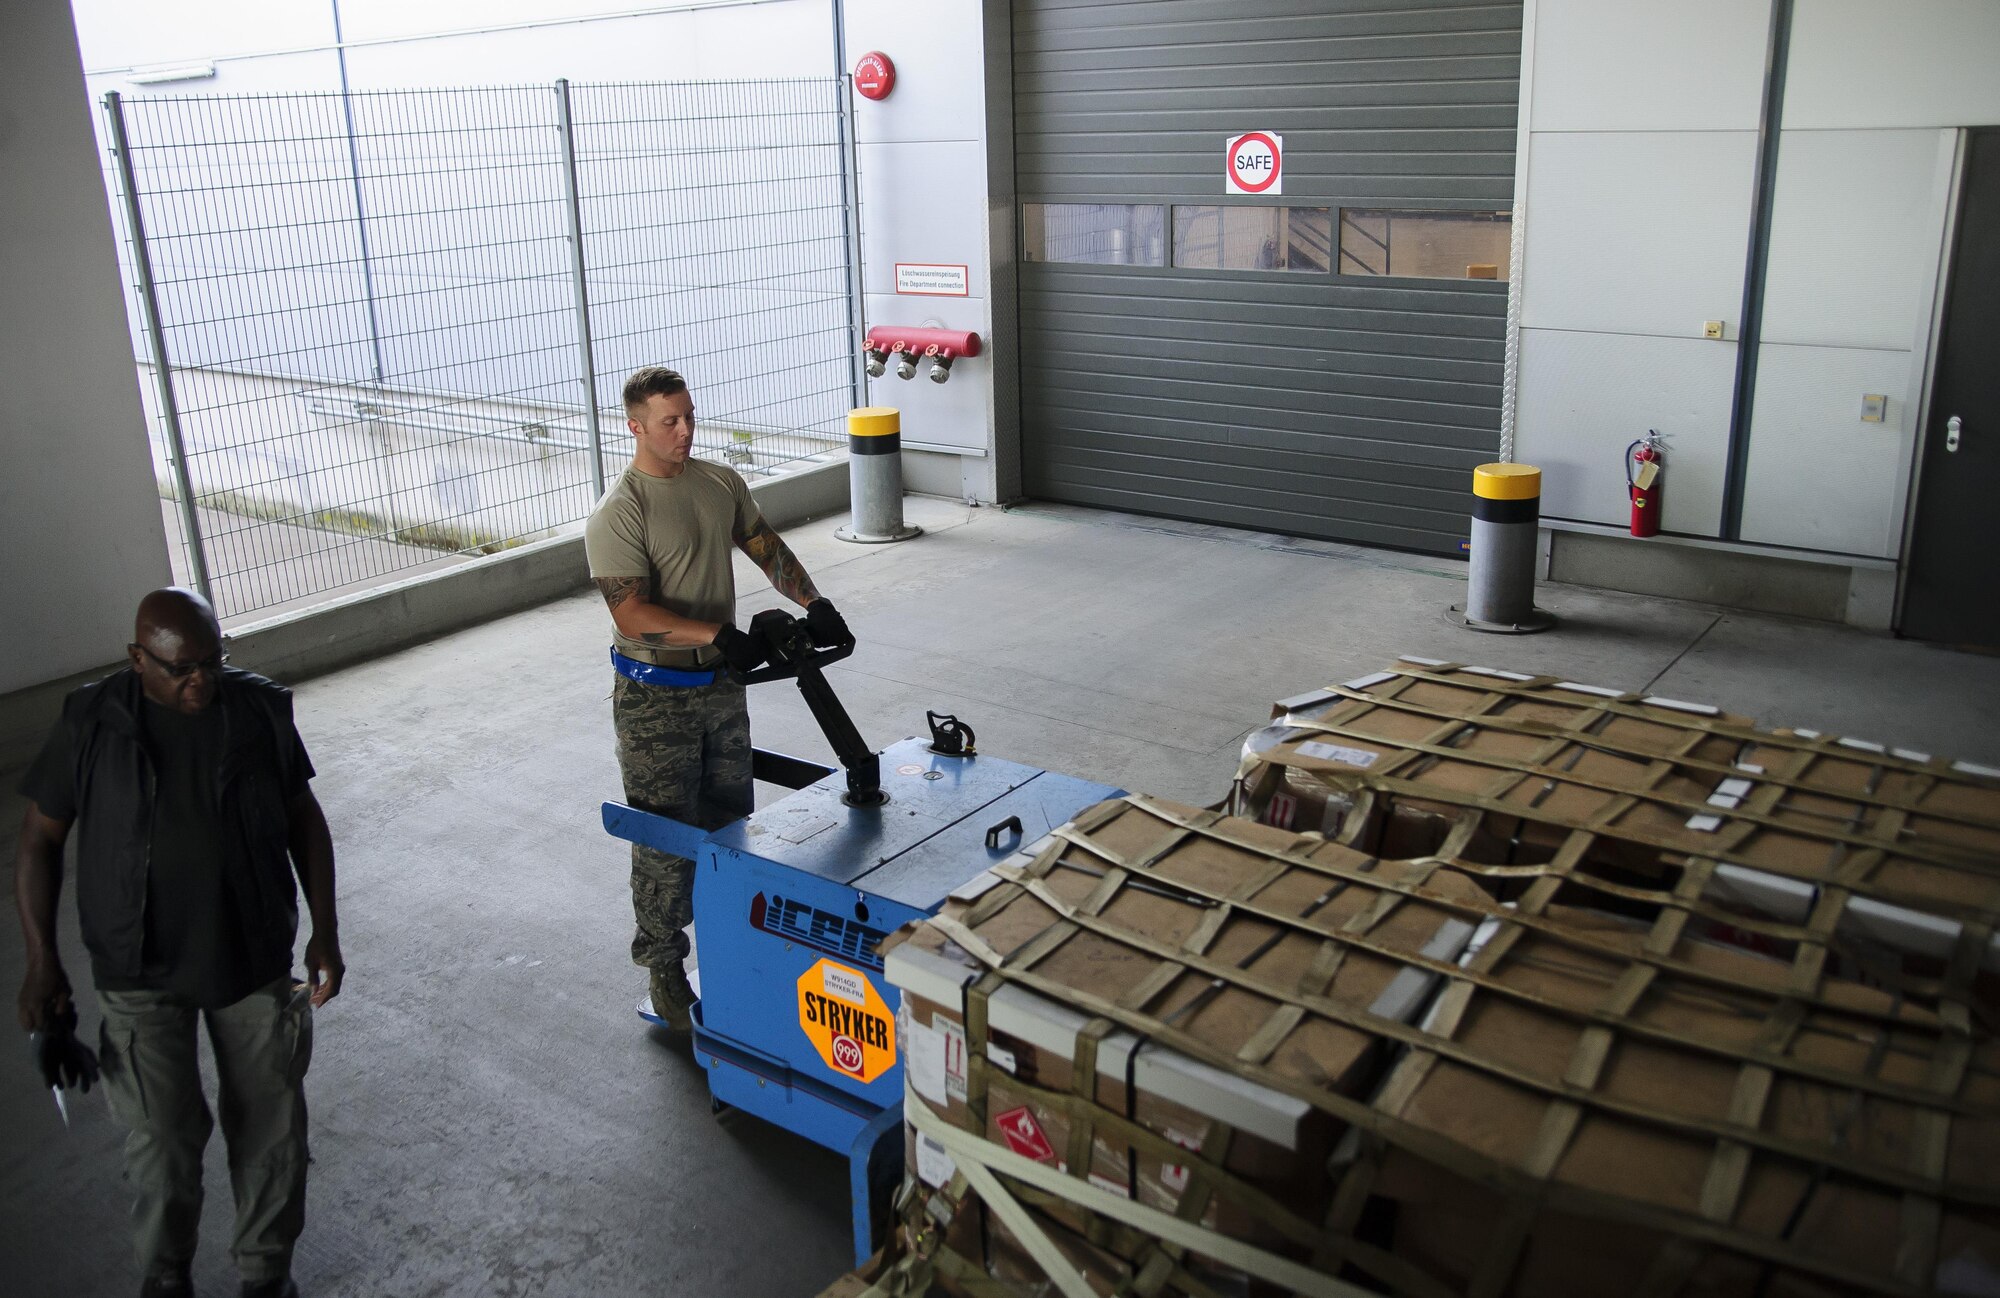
[[622, 366, 688, 414]]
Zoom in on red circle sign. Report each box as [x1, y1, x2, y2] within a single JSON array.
[[1229, 132, 1281, 193], [831, 1034, 864, 1073], [854, 51, 895, 101]]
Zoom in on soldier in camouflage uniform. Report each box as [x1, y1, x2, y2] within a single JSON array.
[[586, 366, 848, 1031], [610, 673, 751, 980]]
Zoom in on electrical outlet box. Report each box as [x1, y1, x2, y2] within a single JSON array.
[[1860, 394, 1888, 423], [1702, 320, 1725, 340]]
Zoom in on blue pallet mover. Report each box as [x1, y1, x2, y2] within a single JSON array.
[[602, 610, 1120, 1265]]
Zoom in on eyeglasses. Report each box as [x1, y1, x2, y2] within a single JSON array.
[[131, 643, 229, 679]]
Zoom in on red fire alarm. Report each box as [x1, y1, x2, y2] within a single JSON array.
[[854, 51, 895, 100]]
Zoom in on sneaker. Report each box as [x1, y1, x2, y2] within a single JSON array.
[[240, 1277, 299, 1298], [139, 1273, 192, 1298], [648, 964, 696, 1033]]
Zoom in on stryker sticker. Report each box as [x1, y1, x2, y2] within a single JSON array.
[[798, 958, 897, 1083]]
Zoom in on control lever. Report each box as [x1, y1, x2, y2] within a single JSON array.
[[735, 610, 882, 805], [926, 711, 976, 756]]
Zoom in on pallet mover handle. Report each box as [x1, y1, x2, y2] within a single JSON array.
[[734, 609, 882, 805]]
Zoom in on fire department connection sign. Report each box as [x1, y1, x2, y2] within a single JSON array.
[[1225, 132, 1283, 195], [798, 958, 897, 1084]]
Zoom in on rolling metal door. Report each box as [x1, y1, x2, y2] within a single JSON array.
[[1014, 0, 1520, 554]]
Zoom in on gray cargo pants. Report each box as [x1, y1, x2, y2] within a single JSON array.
[[611, 672, 753, 976], [96, 975, 312, 1286]]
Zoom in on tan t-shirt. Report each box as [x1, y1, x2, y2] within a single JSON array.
[[585, 459, 763, 665]]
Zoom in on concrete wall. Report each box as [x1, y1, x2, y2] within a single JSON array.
[[1512, 0, 2000, 587], [1, 0, 174, 697], [842, 0, 1015, 502]]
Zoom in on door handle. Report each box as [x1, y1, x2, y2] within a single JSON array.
[[1946, 415, 1962, 453]]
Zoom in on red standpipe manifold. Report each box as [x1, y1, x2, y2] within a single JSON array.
[[863, 326, 982, 383]]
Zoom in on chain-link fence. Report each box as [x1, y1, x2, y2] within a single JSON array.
[[104, 78, 859, 621]]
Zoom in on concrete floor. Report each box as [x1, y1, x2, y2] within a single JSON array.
[[5, 496, 1998, 1297]]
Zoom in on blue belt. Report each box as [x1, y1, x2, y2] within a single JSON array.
[[611, 647, 723, 687]]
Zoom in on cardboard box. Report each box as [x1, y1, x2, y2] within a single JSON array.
[[1359, 903, 2000, 1296], [879, 781, 2000, 1298], [886, 797, 1490, 1293], [1240, 659, 2000, 982]]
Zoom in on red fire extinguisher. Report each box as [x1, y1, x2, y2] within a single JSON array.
[[1626, 431, 1665, 537]]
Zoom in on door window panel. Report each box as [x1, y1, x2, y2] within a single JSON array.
[[1338, 209, 1511, 280], [1022, 204, 1166, 266], [1171, 206, 1331, 273]]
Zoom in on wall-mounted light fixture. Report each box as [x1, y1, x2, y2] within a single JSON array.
[[128, 63, 219, 85]]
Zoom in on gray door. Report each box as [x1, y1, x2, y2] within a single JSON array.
[[1013, 1, 1521, 555], [1904, 129, 2000, 648]]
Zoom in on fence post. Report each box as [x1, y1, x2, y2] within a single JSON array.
[[332, 3, 389, 386], [833, 74, 869, 410], [553, 79, 607, 498], [106, 91, 213, 602]]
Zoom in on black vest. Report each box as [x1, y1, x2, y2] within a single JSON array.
[[57, 667, 304, 980]]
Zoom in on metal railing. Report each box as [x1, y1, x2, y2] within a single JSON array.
[[103, 78, 859, 621]]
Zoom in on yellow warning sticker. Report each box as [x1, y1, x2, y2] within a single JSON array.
[[798, 958, 897, 1084]]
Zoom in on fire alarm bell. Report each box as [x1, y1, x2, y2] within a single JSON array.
[[854, 52, 895, 100]]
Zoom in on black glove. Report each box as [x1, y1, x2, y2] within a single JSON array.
[[29, 1005, 98, 1094], [712, 624, 767, 675], [804, 599, 850, 649]]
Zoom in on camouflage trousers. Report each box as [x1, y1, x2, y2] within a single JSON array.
[[611, 672, 752, 972]]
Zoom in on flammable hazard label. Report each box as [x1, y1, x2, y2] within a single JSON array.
[[993, 1105, 1058, 1163], [798, 958, 897, 1084]]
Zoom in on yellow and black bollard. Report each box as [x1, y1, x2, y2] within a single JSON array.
[[1449, 462, 1555, 633], [834, 406, 921, 544]]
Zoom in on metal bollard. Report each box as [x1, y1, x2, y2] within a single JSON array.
[[834, 406, 922, 544], [1449, 462, 1554, 633]]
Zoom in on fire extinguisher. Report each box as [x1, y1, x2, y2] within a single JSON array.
[[1626, 431, 1665, 537]]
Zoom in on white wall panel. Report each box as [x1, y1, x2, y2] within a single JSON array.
[[844, 0, 1003, 476], [1738, 344, 1916, 556], [73, 0, 334, 69], [1515, 328, 1737, 535], [683, 1, 832, 78], [1521, 131, 1758, 339], [333, 0, 809, 44], [341, 5, 829, 86], [1786, 0, 2000, 129], [1761, 129, 1954, 350], [858, 141, 990, 299], [1529, 0, 1770, 133], [75, 0, 830, 88], [846, 0, 986, 146]]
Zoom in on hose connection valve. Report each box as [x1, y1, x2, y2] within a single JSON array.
[[863, 326, 981, 384]]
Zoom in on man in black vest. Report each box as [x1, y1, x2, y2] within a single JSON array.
[[15, 588, 343, 1298]]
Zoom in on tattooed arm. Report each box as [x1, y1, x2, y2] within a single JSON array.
[[595, 576, 724, 648], [734, 519, 821, 608]]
